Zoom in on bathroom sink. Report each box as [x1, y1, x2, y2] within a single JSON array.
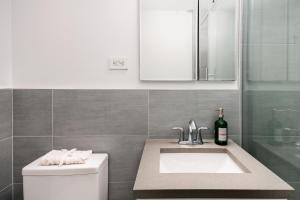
[[160, 152, 244, 173], [134, 140, 294, 199]]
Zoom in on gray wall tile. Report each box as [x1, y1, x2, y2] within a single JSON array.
[[13, 90, 52, 136], [288, 0, 300, 44], [247, 0, 288, 45], [109, 182, 134, 200], [246, 90, 300, 137], [288, 44, 300, 81], [12, 89, 241, 200], [0, 89, 12, 200], [290, 182, 300, 200], [230, 135, 241, 145], [13, 184, 23, 200], [196, 90, 240, 110], [0, 90, 12, 140], [53, 90, 148, 136], [0, 185, 12, 200], [53, 135, 146, 182], [0, 138, 12, 191], [149, 90, 240, 138], [261, 0, 288, 44], [13, 137, 52, 183], [260, 45, 287, 81]]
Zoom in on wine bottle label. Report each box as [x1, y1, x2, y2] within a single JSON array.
[[218, 128, 227, 141]]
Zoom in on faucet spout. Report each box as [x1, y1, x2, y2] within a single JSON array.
[[188, 120, 197, 144]]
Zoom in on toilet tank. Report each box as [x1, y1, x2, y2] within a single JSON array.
[[22, 154, 108, 200]]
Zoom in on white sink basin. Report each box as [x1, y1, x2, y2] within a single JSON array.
[[160, 152, 244, 174]]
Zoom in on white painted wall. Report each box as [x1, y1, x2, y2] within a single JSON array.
[[0, 0, 12, 88], [11, 0, 239, 89]]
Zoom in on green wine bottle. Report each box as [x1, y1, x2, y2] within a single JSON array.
[[215, 108, 228, 145]]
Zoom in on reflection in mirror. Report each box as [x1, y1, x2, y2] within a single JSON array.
[[140, 0, 198, 81], [204, 0, 236, 81], [140, 0, 239, 81]]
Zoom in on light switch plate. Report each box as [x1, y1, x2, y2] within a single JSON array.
[[109, 56, 128, 70]]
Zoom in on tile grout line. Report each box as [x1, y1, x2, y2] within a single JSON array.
[[13, 136, 53, 138], [11, 89, 14, 200], [146, 90, 148, 137], [239, 91, 243, 146], [51, 89, 54, 150], [49, 135, 147, 138], [9, 0, 14, 193]]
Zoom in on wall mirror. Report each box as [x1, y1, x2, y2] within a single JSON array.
[[139, 0, 239, 81]]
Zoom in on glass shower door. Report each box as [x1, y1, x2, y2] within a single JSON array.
[[242, 0, 300, 199]]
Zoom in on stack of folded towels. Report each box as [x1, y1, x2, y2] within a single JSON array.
[[39, 149, 92, 166]]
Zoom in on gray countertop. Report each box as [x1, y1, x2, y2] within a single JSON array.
[[133, 139, 294, 199]]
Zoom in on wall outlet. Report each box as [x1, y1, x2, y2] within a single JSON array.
[[109, 56, 128, 70]]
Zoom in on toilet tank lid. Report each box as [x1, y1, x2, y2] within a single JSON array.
[[22, 154, 108, 176]]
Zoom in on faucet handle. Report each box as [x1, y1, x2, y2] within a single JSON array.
[[196, 127, 209, 144], [172, 127, 185, 143], [198, 127, 209, 131]]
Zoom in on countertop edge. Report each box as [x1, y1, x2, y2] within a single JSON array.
[[133, 189, 294, 199]]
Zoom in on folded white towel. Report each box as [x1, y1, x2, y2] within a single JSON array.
[[39, 149, 92, 166]]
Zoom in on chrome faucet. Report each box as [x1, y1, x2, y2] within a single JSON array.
[[172, 120, 208, 145], [187, 120, 197, 144]]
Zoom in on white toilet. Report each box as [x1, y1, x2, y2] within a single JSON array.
[[22, 153, 108, 200]]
